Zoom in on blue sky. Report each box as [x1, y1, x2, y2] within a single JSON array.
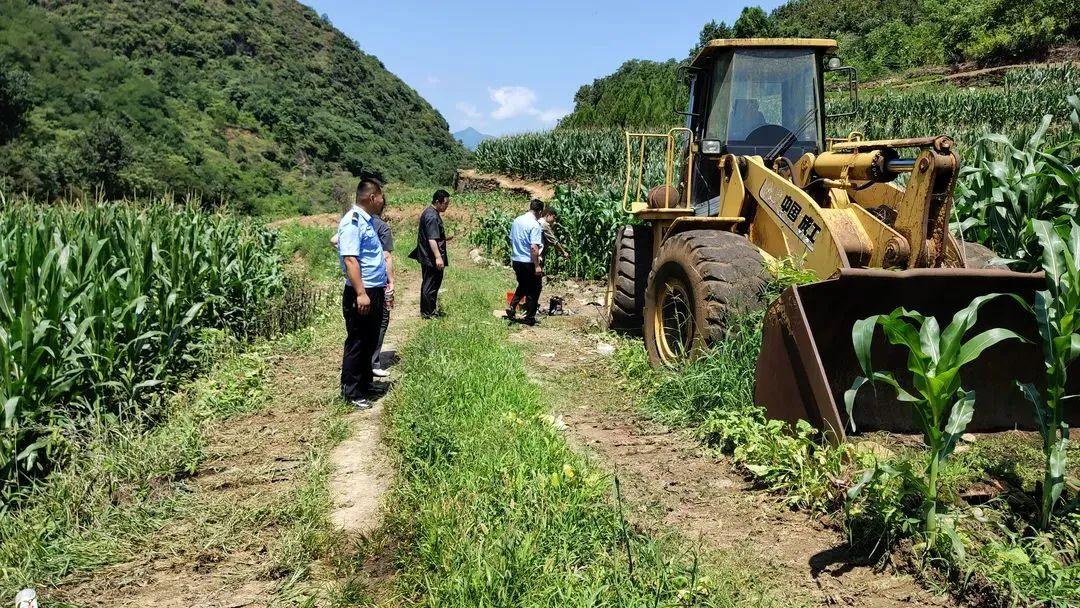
[[303, 1, 785, 136]]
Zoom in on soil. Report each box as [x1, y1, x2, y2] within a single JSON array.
[[507, 282, 954, 608], [456, 168, 555, 200]]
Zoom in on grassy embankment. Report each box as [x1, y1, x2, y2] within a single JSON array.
[[351, 251, 792, 607]]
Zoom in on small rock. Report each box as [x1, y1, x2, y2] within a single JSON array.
[[539, 352, 555, 358], [961, 433, 977, 443], [595, 343, 616, 356]]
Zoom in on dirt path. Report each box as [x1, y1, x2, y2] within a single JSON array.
[[509, 281, 953, 608], [328, 254, 422, 534]]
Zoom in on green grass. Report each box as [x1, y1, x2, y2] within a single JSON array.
[[375, 258, 789, 607], [275, 223, 341, 282]]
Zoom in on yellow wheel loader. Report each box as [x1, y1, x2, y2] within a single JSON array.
[[605, 38, 1079, 440]]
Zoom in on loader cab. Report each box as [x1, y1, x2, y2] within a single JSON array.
[[684, 39, 837, 213]]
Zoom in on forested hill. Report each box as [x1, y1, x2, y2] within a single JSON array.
[[560, 0, 1079, 129], [0, 0, 466, 214]]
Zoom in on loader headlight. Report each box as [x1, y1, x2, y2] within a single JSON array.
[[700, 139, 722, 155]]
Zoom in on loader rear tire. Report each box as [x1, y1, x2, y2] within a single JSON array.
[[605, 226, 653, 334], [644, 230, 768, 367]]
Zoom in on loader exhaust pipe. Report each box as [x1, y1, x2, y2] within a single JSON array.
[[755, 268, 1080, 442]]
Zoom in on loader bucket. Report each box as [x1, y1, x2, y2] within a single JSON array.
[[755, 268, 1080, 442]]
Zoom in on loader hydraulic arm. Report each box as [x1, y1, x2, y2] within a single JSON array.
[[813, 136, 960, 269]]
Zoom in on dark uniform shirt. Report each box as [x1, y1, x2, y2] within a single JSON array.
[[412, 205, 447, 267], [371, 214, 393, 253]]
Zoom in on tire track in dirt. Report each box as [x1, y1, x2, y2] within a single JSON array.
[[508, 290, 953, 608]]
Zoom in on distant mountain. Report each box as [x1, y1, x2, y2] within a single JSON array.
[[0, 0, 467, 213], [454, 127, 493, 151]]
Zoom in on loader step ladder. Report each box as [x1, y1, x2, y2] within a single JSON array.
[[622, 128, 695, 214]]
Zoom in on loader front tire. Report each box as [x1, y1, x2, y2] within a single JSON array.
[[605, 226, 653, 334], [643, 230, 768, 367]]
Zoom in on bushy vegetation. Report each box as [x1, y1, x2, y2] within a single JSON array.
[[0, 333, 269, 592], [0, 199, 317, 495], [560, 60, 684, 130], [0, 0, 465, 213], [382, 263, 788, 606], [560, 1, 1078, 131], [830, 66, 1080, 149], [475, 128, 673, 185]]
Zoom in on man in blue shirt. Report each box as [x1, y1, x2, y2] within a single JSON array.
[[337, 178, 388, 409], [506, 198, 545, 325]]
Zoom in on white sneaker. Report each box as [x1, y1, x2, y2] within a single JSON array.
[[372, 368, 390, 378]]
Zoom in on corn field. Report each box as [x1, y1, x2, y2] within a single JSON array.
[[475, 66, 1080, 187], [0, 201, 308, 494], [829, 65, 1080, 150], [474, 128, 674, 187]]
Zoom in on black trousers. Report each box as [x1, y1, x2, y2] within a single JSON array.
[[372, 295, 391, 370], [510, 261, 542, 319], [420, 264, 444, 317], [341, 284, 386, 399]]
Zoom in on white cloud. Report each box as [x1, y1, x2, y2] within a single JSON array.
[[456, 101, 482, 120], [426, 75, 441, 86], [488, 86, 566, 124], [489, 86, 538, 120]]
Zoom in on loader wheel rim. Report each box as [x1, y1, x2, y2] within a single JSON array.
[[656, 280, 693, 363]]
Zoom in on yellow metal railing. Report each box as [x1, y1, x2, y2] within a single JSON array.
[[622, 128, 695, 213]]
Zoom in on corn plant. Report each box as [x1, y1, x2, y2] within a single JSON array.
[[952, 96, 1080, 270], [844, 297, 1024, 539], [1018, 219, 1080, 529], [0, 200, 292, 494]]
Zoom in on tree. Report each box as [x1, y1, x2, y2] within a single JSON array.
[[689, 20, 733, 59], [732, 6, 775, 38], [80, 122, 130, 199], [0, 64, 31, 144]]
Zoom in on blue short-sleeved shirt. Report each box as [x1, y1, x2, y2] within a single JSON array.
[[510, 213, 543, 263], [337, 206, 387, 288]]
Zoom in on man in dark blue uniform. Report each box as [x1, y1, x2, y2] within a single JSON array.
[[336, 178, 388, 409]]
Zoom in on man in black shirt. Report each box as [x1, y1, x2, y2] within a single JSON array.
[[370, 212, 394, 376], [410, 189, 450, 318]]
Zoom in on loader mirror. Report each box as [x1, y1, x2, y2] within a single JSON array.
[[825, 59, 858, 119], [675, 62, 701, 118]]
